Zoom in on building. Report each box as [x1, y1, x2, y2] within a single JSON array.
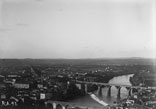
[[13, 83, 29, 89]]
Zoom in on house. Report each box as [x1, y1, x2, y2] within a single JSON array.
[[13, 83, 29, 89]]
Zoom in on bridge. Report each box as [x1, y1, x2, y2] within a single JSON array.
[[45, 100, 109, 109], [75, 81, 152, 99]]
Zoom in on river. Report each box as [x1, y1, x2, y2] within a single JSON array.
[[69, 74, 134, 107]]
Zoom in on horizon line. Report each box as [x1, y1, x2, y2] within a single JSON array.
[[0, 57, 155, 60]]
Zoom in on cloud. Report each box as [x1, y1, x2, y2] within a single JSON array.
[[5, 0, 44, 3], [35, 0, 44, 2], [16, 23, 29, 27], [0, 28, 10, 32], [5, 0, 30, 2]]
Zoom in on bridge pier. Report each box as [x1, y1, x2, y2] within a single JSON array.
[[116, 86, 121, 99], [81, 83, 88, 94], [98, 85, 105, 95], [85, 84, 88, 93], [62, 106, 66, 109], [53, 102, 57, 109], [128, 88, 132, 97], [107, 85, 112, 97], [56, 104, 63, 109], [126, 87, 132, 97]]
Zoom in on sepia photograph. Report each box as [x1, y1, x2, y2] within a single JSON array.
[[0, 0, 156, 109]]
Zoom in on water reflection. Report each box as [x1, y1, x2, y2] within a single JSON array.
[[109, 74, 133, 85]]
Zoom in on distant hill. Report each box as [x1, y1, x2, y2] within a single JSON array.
[[0, 59, 26, 67], [0, 58, 155, 66]]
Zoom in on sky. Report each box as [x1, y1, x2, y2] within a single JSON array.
[[0, 0, 155, 59]]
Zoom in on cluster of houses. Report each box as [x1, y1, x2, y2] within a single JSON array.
[[0, 72, 85, 108], [110, 88, 156, 109], [0, 74, 62, 107]]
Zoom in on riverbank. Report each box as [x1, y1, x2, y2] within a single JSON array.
[[130, 71, 156, 87]]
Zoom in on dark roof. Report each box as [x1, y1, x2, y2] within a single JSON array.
[[0, 83, 6, 88]]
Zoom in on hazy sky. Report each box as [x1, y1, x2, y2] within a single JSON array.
[[0, 0, 155, 58]]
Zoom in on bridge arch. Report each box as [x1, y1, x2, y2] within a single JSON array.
[[131, 87, 138, 93], [47, 103, 53, 109], [65, 105, 69, 109], [108, 85, 119, 97], [98, 85, 106, 95], [56, 104, 62, 109], [87, 84, 98, 93], [107, 85, 130, 98], [118, 86, 130, 98]]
